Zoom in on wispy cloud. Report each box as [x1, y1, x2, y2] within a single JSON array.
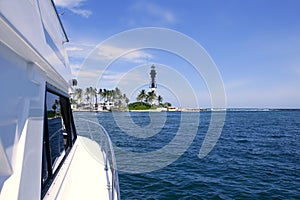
[[77, 69, 104, 78], [65, 42, 96, 77], [72, 44, 154, 88], [126, 1, 177, 26], [69, 8, 91, 18], [76, 69, 147, 89], [69, 63, 81, 76], [95, 45, 153, 64], [100, 70, 145, 87], [66, 42, 95, 59], [54, 0, 92, 18]]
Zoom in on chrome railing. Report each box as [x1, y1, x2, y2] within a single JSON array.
[[74, 116, 120, 200]]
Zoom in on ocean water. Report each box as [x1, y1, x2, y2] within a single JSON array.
[[83, 110, 300, 199]]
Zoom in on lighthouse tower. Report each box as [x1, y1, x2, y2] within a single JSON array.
[[149, 65, 157, 93]]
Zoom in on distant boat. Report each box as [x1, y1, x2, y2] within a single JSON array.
[[0, 0, 120, 199], [167, 107, 179, 112], [210, 108, 227, 112]]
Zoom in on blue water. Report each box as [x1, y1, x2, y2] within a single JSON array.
[[95, 110, 300, 199]]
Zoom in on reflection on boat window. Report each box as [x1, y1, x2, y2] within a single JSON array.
[[46, 92, 65, 171], [41, 84, 77, 197]]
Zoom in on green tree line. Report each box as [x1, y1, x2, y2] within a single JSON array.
[[72, 87, 171, 111], [72, 87, 129, 109]]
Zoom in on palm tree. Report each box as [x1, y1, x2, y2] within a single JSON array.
[[115, 87, 121, 98], [85, 87, 90, 104], [103, 89, 107, 101], [117, 99, 122, 107], [92, 88, 98, 108], [136, 89, 147, 102], [98, 88, 103, 102], [52, 103, 57, 113], [106, 90, 112, 102], [147, 91, 157, 105], [164, 102, 172, 108], [52, 99, 59, 115], [74, 88, 83, 104], [157, 95, 163, 105], [125, 97, 129, 105], [112, 89, 117, 102]]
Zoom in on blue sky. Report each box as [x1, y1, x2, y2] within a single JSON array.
[[54, 0, 300, 108]]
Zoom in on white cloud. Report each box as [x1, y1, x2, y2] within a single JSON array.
[[76, 69, 147, 89], [69, 63, 82, 76], [75, 69, 105, 88], [66, 46, 83, 51], [66, 42, 95, 59], [67, 43, 154, 88], [54, 0, 82, 7], [54, 0, 92, 18], [77, 69, 104, 77], [95, 45, 153, 64], [69, 8, 91, 18], [128, 1, 176, 25]]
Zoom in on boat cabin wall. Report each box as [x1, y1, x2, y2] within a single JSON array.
[[0, 0, 74, 198], [0, 41, 46, 199], [0, 0, 71, 87]]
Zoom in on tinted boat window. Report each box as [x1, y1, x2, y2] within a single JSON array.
[[46, 92, 66, 171], [41, 85, 77, 197]]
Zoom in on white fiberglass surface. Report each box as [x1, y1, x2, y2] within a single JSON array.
[[43, 115, 120, 200]]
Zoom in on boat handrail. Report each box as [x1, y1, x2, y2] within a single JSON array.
[[76, 117, 120, 200]]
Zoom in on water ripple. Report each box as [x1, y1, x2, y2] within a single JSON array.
[[94, 110, 300, 199]]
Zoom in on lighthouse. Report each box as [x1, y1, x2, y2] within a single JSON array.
[[149, 65, 157, 93]]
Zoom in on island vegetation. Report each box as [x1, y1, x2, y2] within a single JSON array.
[[71, 87, 129, 111], [71, 87, 171, 111], [128, 89, 171, 110]]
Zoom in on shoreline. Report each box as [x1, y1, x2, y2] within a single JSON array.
[[72, 108, 207, 113], [72, 108, 300, 113]]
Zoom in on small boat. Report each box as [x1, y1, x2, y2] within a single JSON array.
[[0, 0, 120, 199]]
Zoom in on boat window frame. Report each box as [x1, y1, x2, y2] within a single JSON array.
[[41, 83, 77, 198]]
